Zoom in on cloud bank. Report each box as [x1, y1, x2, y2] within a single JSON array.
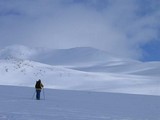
[[0, 0, 159, 60]]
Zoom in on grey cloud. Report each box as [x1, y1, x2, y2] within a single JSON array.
[[0, 0, 159, 60]]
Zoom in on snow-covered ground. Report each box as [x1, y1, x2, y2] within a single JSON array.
[[0, 85, 160, 120], [0, 58, 160, 95], [0, 45, 160, 120], [0, 45, 160, 96]]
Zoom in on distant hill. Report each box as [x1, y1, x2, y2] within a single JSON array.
[[0, 45, 160, 95], [0, 45, 120, 66]]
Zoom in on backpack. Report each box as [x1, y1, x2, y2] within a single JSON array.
[[35, 81, 41, 89]]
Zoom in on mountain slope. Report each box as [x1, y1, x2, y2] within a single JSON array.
[[0, 45, 119, 66], [0, 59, 160, 95], [71, 60, 160, 76], [0, 45, 160, 96], [1, 45, 160, 76]]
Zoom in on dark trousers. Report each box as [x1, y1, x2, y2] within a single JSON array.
[[36, 90, 41, 100]]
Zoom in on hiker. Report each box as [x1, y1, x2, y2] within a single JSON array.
[[35, 79, 44, 100]]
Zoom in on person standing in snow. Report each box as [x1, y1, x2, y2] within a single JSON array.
[[35, 79, 44, 100]]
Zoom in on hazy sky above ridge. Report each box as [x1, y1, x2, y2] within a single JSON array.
[[0, 0, 160, 61]]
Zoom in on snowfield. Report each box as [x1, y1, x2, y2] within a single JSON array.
[[0, 45, 160, 119], [0, 58, 160, 95], [0, 85, 160, 120]]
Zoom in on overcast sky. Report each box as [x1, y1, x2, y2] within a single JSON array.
[[0, 0, 160, 61]]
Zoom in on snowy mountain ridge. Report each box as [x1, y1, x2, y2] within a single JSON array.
[[0, 45, 119, 66]]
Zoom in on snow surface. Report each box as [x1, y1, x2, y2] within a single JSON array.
[[0, 45, 160, 96], [0, 85, 160, 120], [0, 45, 160, 120], [0, 58, 160, 96]]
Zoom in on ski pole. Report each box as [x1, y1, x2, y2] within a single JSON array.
[[32, 90, 36, 99], [43, 88, 45, 100]]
